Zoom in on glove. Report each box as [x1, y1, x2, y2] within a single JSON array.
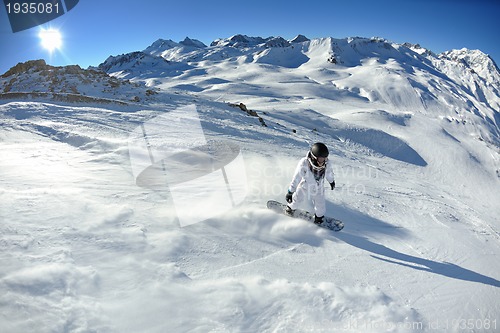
[[330, 181, 336, 190], [286, 190, 293, 203]]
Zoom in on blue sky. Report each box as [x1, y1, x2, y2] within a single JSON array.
[[1, 0, 499, 74]]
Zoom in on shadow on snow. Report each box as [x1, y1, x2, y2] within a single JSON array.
[[328, 202, 500, 288]]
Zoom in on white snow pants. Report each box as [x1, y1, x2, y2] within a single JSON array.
[[288, 180, 326, 217]]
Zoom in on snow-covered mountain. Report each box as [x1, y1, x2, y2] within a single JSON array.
[[1, 34, 499, 333], [0, 59, 158, 103], [210, 34, 292, 48], [96, 51, 193, 80], [99, 34, 500, 145]]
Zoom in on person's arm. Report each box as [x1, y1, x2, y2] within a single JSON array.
[[289, 158, 307, 192], [326, 160, 335, 189]]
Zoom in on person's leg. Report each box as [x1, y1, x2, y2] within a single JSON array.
[[288, 184, 306, 210], [312, 190, 326, 218]]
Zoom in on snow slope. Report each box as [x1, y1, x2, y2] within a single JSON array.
[[1, 34, 499, 332]]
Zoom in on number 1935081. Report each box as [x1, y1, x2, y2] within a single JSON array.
[[5, 2, 60, 14]]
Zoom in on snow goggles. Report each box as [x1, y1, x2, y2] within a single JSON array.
[[308, 153, 327, 171]]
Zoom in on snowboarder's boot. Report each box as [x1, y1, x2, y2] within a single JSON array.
[[314, 214, 324, 225], [285, 205, 295, 216]]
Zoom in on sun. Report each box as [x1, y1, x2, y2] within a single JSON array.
[[39, 28, 62, 52]]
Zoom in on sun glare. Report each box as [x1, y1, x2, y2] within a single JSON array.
[[39, 28, 62, 52]]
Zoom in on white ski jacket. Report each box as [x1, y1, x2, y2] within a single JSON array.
[[289, 154, 335, 194]]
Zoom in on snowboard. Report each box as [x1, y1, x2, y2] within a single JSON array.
[[266, 200, 344, 232]]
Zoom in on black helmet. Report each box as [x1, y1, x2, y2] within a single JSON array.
[[310, 142, 329, 159], [308, 142, 329, 171]]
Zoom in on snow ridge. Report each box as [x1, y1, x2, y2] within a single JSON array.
[[0, 59, 158, 103]]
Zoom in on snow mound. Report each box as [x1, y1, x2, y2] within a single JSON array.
[[0, 263, 104, 332], [110, 275, 420, 333]]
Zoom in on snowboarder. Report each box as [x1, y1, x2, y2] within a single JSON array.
[[285, 142, 335, 224]]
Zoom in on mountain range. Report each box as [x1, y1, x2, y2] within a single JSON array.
[[2, 34, 499, 144]]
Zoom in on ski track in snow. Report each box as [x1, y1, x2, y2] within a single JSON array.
[[1, 37, 500, 332]]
